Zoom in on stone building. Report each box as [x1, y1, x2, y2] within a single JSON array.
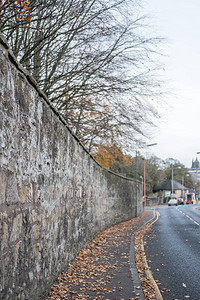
[[154, 179, 188, 203], [188, 157, 200, 183]]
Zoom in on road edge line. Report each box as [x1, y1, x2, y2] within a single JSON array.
[[130, 209, 157, 300], [141, 211, 163, 300]]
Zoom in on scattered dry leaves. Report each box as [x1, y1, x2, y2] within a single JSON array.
[[48, 211, 155, 300]]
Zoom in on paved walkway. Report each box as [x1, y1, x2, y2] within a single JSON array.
[[48, 208, 155, 300]]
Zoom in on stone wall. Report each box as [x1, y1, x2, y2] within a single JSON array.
[[0, 36, 142, 299]]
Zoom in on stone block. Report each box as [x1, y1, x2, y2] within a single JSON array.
[[0, 170, 6, 205], [5, 171, 19, 205], [10, 214, 22, 242]]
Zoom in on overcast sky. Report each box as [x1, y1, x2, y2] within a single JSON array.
[[143, 0, 200, 168]]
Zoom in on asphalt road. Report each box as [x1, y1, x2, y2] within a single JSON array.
[[144, 204, 200, 300]]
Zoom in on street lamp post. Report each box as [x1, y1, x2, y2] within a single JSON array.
[[171, 164, 174, 197], [172, 165, 182, 198], [196, 152, 200, 204], [135, 143, 157, 215], [143, 143, 157, 206], [182, 174, 189, 198], [135, 150, 138, 216], [143, 158, 146, 206], [182, 175, 184, 198]]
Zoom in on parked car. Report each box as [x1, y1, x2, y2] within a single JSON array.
[[177, 198, 184, 205], [168, 198, 178, 206]]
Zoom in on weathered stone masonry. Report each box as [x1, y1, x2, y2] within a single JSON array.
[[0, 36, 142, 299]]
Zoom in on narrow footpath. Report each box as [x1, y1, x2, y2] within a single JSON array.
[[48, 208, 156, 300]]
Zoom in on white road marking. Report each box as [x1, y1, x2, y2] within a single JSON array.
[[176, 207, 200, 226]]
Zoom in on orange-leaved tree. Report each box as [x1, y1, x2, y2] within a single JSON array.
[[0, 0, 31, 27], [92, 144, 132, 173]]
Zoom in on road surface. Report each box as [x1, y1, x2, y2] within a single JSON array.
[[144, 204, 200, 300]]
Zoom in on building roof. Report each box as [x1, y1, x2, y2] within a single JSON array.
[[191, 157, 199, 169], [154, 179, 188, 192]]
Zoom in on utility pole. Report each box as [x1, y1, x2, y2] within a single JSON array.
[[140, 175, 144, 197]]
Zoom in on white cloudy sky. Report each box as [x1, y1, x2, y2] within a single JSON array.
[[143, 0, 200, 168]]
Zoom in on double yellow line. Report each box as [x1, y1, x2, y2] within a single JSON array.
[[137, 211, 163, 300]]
